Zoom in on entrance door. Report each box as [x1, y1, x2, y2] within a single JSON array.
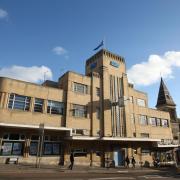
[[114, 149, 125, 166]]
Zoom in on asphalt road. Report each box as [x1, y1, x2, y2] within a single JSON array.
[[0, 165, 179, 180]]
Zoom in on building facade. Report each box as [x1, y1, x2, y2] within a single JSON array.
[[0, 49, 178, 167]]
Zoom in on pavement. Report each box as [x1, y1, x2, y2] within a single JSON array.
[[0, 163, 164, 174]]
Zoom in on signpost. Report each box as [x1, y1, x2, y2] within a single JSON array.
[[36, 123, 44, 168]]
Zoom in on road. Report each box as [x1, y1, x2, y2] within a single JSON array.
[[0, 165, 179, 180]]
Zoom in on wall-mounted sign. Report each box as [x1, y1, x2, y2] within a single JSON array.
[[110, 61, 119, 68], [90, 62, 97, 69]]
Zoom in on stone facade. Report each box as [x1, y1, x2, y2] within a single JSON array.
[[0, 49, 178, 167]]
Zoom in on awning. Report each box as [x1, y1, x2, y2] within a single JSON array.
[[0, 122, 72, 135]]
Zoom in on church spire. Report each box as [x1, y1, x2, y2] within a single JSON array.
[[156, 77, 176, 108], [156, 77, 177, 121]]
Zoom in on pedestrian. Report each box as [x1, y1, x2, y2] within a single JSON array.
[[131, 156, 136, 168], [68, 152, 74, 170], [125, 156, 130, 168]]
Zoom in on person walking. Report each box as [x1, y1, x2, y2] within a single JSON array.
[[125, 156, 130, 168], [131, 156, 136, 168], [68, 152, 74, 170]]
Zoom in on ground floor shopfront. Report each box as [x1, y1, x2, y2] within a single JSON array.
[[0, 126, 177, 167]]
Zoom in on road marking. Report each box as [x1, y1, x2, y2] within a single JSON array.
[[89, 177, 135, 180], [138, 175, 168, 179], [117, 170, 128, 173]]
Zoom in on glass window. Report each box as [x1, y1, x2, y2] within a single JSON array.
[[156, 118, 161, 126], [162, 119, 169, 127], [139, 115, 148, 125], [149, 117, 156, 126], [9, 134, 19, 140], [43, 143, 60, 155], [47, 100, 64, 115], [1, 142, 23, 156], [73, 149, 87, 157], [29, 142, 38, 155], [34, 98, 43, 112], [72, 104, 87, 118], [8, 94, 30, 111], [73, 82, 88, 94], [96, 88, 100, 96], [137, 98, 145, 107]]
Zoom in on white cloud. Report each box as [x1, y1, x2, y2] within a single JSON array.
[[52, 46, 67, 55], [127, 51, 180, 86], [0, 65, 53, 83], [0, 8, 8, 19]]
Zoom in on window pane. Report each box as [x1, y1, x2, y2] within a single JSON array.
[[2, 142, 13, 155], [149, 117, 156, 126], [30, 142, 38, 155], [74, 82, 87, 94], [73, 104, 87, 118], [12, 143, 23, 155], [139, 115, 147, 125], [47, 100, 64, 115], [137, 99, 145, 107], [8, 94, 30, 111], [34, 98, 43, 112]]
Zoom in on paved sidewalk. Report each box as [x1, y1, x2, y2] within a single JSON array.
[[0, 163, 161, 174]]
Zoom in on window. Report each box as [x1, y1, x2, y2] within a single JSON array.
[[96, 88, 100, 96], [34, 98, 43, 112], [1, 142, 23, 156], [139, 115, 148, 125], [156, 118, 161, 126], [72, 104, 87, 118], [73, 82, 88, 94], [47, 100, 64, 115], [131, 114, 135, 124], [43, 143, 61, 155], [96, 107, 100, 119], [162, 119, 169, 127], [137, 98, 145, 107], [141, 133, 149, 138], [149, 117, 156, 126], [8, 94, 30, 111]]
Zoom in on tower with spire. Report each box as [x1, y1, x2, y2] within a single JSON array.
[[156, 77, 177, 122]]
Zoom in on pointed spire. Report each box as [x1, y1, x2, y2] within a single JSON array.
[[156, 77, 176, 108]]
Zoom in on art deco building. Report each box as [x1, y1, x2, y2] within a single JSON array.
[[0, 49, 178, 166]]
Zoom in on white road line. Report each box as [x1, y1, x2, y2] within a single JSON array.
[[88, 177, 135, 180], [117, 170, 128, 173]]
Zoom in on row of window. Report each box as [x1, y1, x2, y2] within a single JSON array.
[[131, 114, 169, 127], [8, 93, 64, 115]]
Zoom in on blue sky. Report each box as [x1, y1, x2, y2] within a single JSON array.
[[0, 0, 180, 116]]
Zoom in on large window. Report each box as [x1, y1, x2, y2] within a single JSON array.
[[139, 115, 148, 125], [34, 98, 43, 112], [72, 104, 87, 118], [47, 100, 64, 115], [137, 98, 145, 107], [73, 82, 88, 94], [162, 119, 169, 127], [156, 118, 161, 126], [149, 117, 157, 126], [8, 94, 30, 111]]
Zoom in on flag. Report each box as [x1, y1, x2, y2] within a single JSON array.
[[93, 40, 104, 51]]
